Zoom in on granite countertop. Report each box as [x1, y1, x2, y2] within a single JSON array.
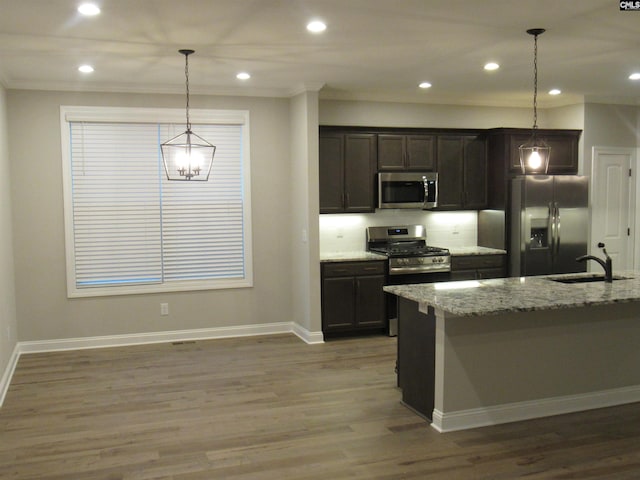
[[320, 251, 387, 262], [384, 271, 640, 317], [448, 246, 506, 256], [321, 246, 505, 263]]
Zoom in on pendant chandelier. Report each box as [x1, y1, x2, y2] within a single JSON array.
[[161, 49, 216, 181], [519, 28, 550, 175]]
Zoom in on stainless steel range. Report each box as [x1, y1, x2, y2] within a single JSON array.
[[366, 225, 451, 276], [366, 225, 451, 336]]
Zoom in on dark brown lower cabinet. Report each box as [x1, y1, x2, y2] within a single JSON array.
[[397, 297, 435, 421], [321, 261, 386, 337], [450, 254, 506, 281]]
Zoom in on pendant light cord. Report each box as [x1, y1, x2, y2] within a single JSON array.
[[184, 52, 191, 132], [532, 32, 539, 131]]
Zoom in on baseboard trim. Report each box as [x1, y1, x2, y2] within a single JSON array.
[[17, 322, 312, 354], [292, 323, 325, 344], [0, 343, 20, 408], [1, 322, 324, 407], [431, 385, 640, 433]]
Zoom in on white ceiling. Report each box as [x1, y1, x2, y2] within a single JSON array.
[[1, 0, 639, 108]]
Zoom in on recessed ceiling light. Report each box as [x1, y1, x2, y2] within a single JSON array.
[[78, 3, 100, 16], [307, 20, 327, 33], [629, 73, 640, 80], [236, 72, 251, 80], [484, 62, 500, 71], [78, 64, 94, 73], [418, 82, 432, 89], [549, 89, 561, 95]]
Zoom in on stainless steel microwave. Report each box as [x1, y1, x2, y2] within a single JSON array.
[[378, 172, 438, 209]]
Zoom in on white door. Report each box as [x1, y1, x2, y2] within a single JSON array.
[[591, 147, 635, 272]]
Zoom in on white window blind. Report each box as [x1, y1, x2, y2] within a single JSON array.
[[61, 107, 252, 297]]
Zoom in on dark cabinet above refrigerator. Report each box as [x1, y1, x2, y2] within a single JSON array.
[[485, 128, 581, 210]]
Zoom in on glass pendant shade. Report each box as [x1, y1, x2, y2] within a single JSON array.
[[519, 134, 550, 174], [161, 49, 215, 181], [161, 130, 215, 181]]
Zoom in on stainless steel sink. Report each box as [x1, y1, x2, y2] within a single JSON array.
[[547, 274, 631, 284]]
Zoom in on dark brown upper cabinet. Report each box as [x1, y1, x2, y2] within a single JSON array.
[[377, 134, 435, 171], [319, 129, 377, 214], [435, 134, 487, 210]]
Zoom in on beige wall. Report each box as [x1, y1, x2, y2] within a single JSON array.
[[6, 90, 640, 346], [319, 99, 535, 129], [8, 89, 294, 341], [583, 103, 639, 177], [0, 85, 17, 380], [290, 91, 321, 335]]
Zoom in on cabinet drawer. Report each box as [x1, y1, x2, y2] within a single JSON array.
[[451, 255, 505, 270], [322, 261, 386, 277]]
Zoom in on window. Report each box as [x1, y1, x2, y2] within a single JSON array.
[[60, 106, 252, 298]]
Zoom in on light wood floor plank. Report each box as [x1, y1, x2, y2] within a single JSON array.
[[2, 334, 640, 479]]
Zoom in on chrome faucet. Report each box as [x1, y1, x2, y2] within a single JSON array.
[[576, 242, 613, 283]]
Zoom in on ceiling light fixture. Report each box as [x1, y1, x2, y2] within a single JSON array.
[[161, 49, 216, 181], [78, 64, 94, 73], [307, 20, 327, 33], [78, 3, 100, 16], [549, 88, 561, 95], [418, 82, 432, 89], [629, 73, 640, 80], [236, 72, 251, 80], [519, 28, 550, 175], [484, 62, 500, 71]]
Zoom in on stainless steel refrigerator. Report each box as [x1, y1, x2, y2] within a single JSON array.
[[510, 175, 589, 277]]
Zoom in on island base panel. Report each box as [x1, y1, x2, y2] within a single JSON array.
[[397, 297, 435, 421]]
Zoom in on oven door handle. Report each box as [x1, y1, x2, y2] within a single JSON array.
[[388, 266, 451, 275]]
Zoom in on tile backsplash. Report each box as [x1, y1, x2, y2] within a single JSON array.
[[319, 210, 477, 254]]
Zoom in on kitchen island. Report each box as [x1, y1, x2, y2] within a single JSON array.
[[385, 272, 640, 432]]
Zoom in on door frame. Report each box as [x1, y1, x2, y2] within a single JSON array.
[[590, 146, 636, 270]]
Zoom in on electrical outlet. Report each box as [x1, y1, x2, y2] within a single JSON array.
[[160, 303, 169, 316]]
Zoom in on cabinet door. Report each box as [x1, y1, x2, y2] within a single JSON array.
[[477, 267, 506, 279], [545, 135, 579, 173], [344, 134, 376, 212], [377, 134, 405, 170], [319, 133, 345, 213], [436, 136, 464, 209], [449, 269, 477, 281], [355, 274, 386, 327], [406, 135, 435, 170], [322, 276, 355, 329], [463, 135, 488, 209]]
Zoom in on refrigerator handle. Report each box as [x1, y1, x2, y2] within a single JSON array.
[[548, 202, 555, 254], [555, 202, 561, 257]]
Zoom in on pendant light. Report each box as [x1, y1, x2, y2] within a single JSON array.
[[161, 49, 216, 181], [519, 28, 550, 175]]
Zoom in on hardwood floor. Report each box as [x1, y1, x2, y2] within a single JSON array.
[[2, 334, 640, 479]]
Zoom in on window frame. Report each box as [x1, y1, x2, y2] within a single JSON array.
[[60, 105, 253, 298]]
